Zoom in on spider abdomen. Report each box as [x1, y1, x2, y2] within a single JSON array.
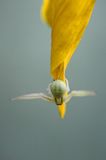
[[50, 80, 67, 97]]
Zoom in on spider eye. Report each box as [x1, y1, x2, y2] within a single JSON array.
[[50, 80, 67, 97]]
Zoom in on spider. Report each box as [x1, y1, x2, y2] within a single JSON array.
[[12, 79, 95, 105]]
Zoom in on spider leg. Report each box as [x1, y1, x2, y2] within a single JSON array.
[[64, 90, 96, 104], [12, 93, 54, 102], [64, 94, 72, 104], [65, 78, 70, 92], [71, 90, 96, 97]]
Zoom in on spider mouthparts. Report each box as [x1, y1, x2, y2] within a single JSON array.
[[55, 97, 63, 105]]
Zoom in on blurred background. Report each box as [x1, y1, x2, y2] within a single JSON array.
[[0, 0, 106, 160]]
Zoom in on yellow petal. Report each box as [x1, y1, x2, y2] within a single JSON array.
[[41, 0, 96, 81], [57, 103, 66, 119]]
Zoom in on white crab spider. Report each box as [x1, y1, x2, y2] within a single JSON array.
[[12, 79, 95, 105]]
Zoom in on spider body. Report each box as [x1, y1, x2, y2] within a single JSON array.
[[50, 80, 67, 105]]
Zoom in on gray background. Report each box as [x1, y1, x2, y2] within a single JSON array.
[[0, 0, 106, 160]]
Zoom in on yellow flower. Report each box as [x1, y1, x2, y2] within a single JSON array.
[[41, 0, 96, 118]]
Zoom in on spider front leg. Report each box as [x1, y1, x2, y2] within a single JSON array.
[[64, 90, 96, 104]]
